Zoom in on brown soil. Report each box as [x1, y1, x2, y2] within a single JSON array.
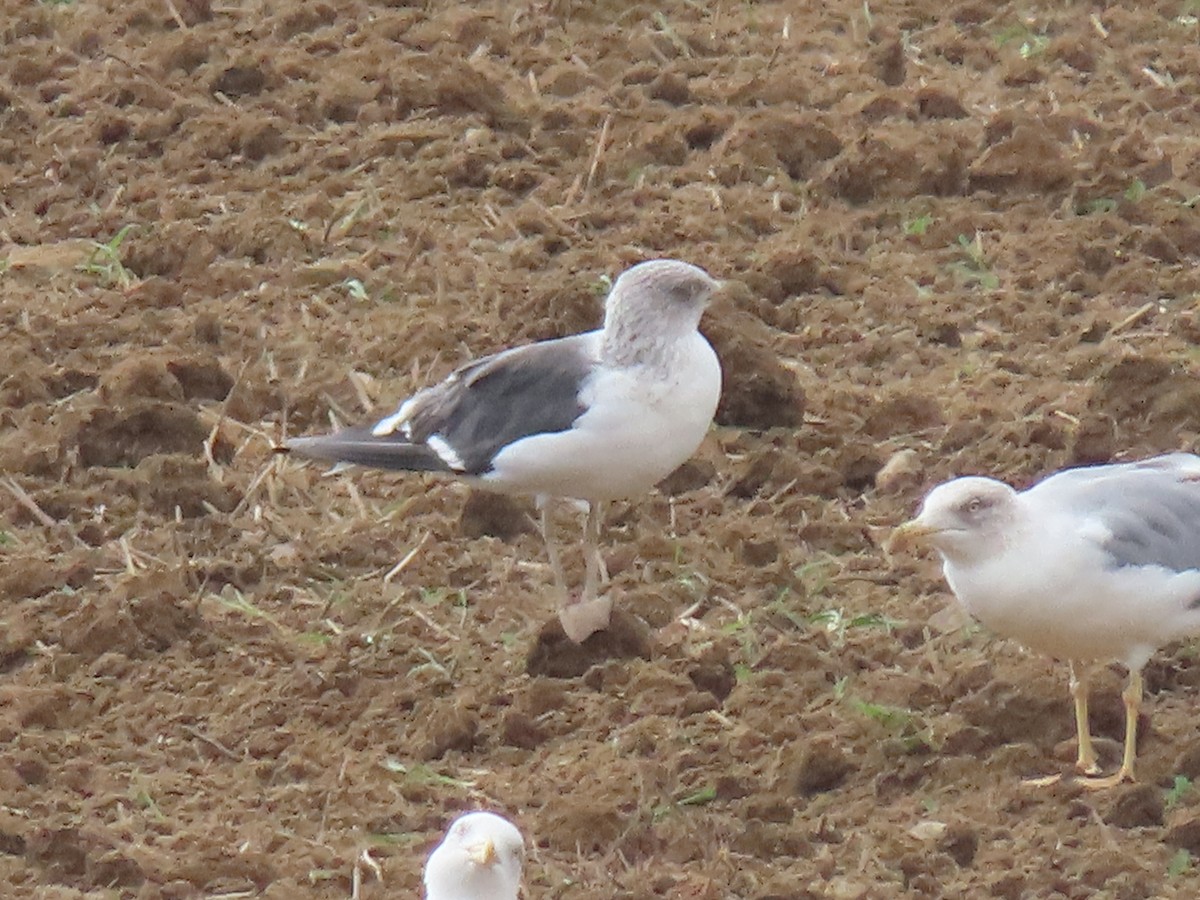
[[3, 1, 1200, 897]]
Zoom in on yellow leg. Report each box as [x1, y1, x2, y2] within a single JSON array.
[[1022, 662, 1102, 788], [1078, 669, 1141, 790], [1069, 663, 1102, 776]]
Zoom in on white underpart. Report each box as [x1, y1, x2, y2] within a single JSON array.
[[939, 495, 1200, 669], [482, 330, 721, 501]]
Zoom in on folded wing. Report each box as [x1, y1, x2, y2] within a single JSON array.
[[286, 333, 597, 476]]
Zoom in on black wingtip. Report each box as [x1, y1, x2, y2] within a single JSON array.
[[283, 433, 341, 460], [281, 427, 454, 474]]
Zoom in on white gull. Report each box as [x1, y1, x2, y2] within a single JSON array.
[[892, 452, 1200, 787], [424, 811, 524, 900]]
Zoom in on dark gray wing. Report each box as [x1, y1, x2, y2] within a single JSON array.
[[400, 333, 594, 474], [286, 333, 596, 477], [1037, 460, 1200, 572]]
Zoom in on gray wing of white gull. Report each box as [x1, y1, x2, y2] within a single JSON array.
[[286, 333, 594, 476], [1028, 453, 1200, 572], [1033, 453, 1200, 494]]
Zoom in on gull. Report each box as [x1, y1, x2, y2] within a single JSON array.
[[284, 258, 723, 642], [423, 811, 524, 900], [890, 452, 1200, 788]]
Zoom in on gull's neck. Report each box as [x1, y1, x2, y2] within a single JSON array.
[[425, 867, 518, 900], [600, 295, 703, 369]]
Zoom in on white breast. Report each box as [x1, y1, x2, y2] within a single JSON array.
[[945, 520, 1200, 669], [484, 332, 721, 501]]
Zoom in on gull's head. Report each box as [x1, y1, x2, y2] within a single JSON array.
[[889, 476, 1019, 565], [604, 259, 721, 344], [423, 811, 525, 900]]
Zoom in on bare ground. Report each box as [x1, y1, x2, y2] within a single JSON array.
[[4, 0, 1200, 897]]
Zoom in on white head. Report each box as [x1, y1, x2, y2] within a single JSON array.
[[423, 811, 525, 900], [601, 259, 721, 366], [890, 476, 1020, 565]]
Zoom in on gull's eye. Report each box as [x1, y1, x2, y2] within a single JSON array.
[[670, 282, 696, 303], [955, 496, 980, 515]]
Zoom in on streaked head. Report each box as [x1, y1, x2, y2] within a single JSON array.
[[889, 476, 1019, 564], [606, 258, 719, 326], [618, 257, 720, 306], [424, 811, 525, 900]]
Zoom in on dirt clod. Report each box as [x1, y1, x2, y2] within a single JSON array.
[[412, 700, 480, 760], [938, 823, 979, 867], [790, 738, 856, 796], [1166, 815, 1200, 855], [525, 609, 653, 679], [458, 491, 534, 541], [1104, 783, 1164, 829], [689, 656, 736, 702], [73, 402, 210, 468], [500, 711, 547, 750]]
